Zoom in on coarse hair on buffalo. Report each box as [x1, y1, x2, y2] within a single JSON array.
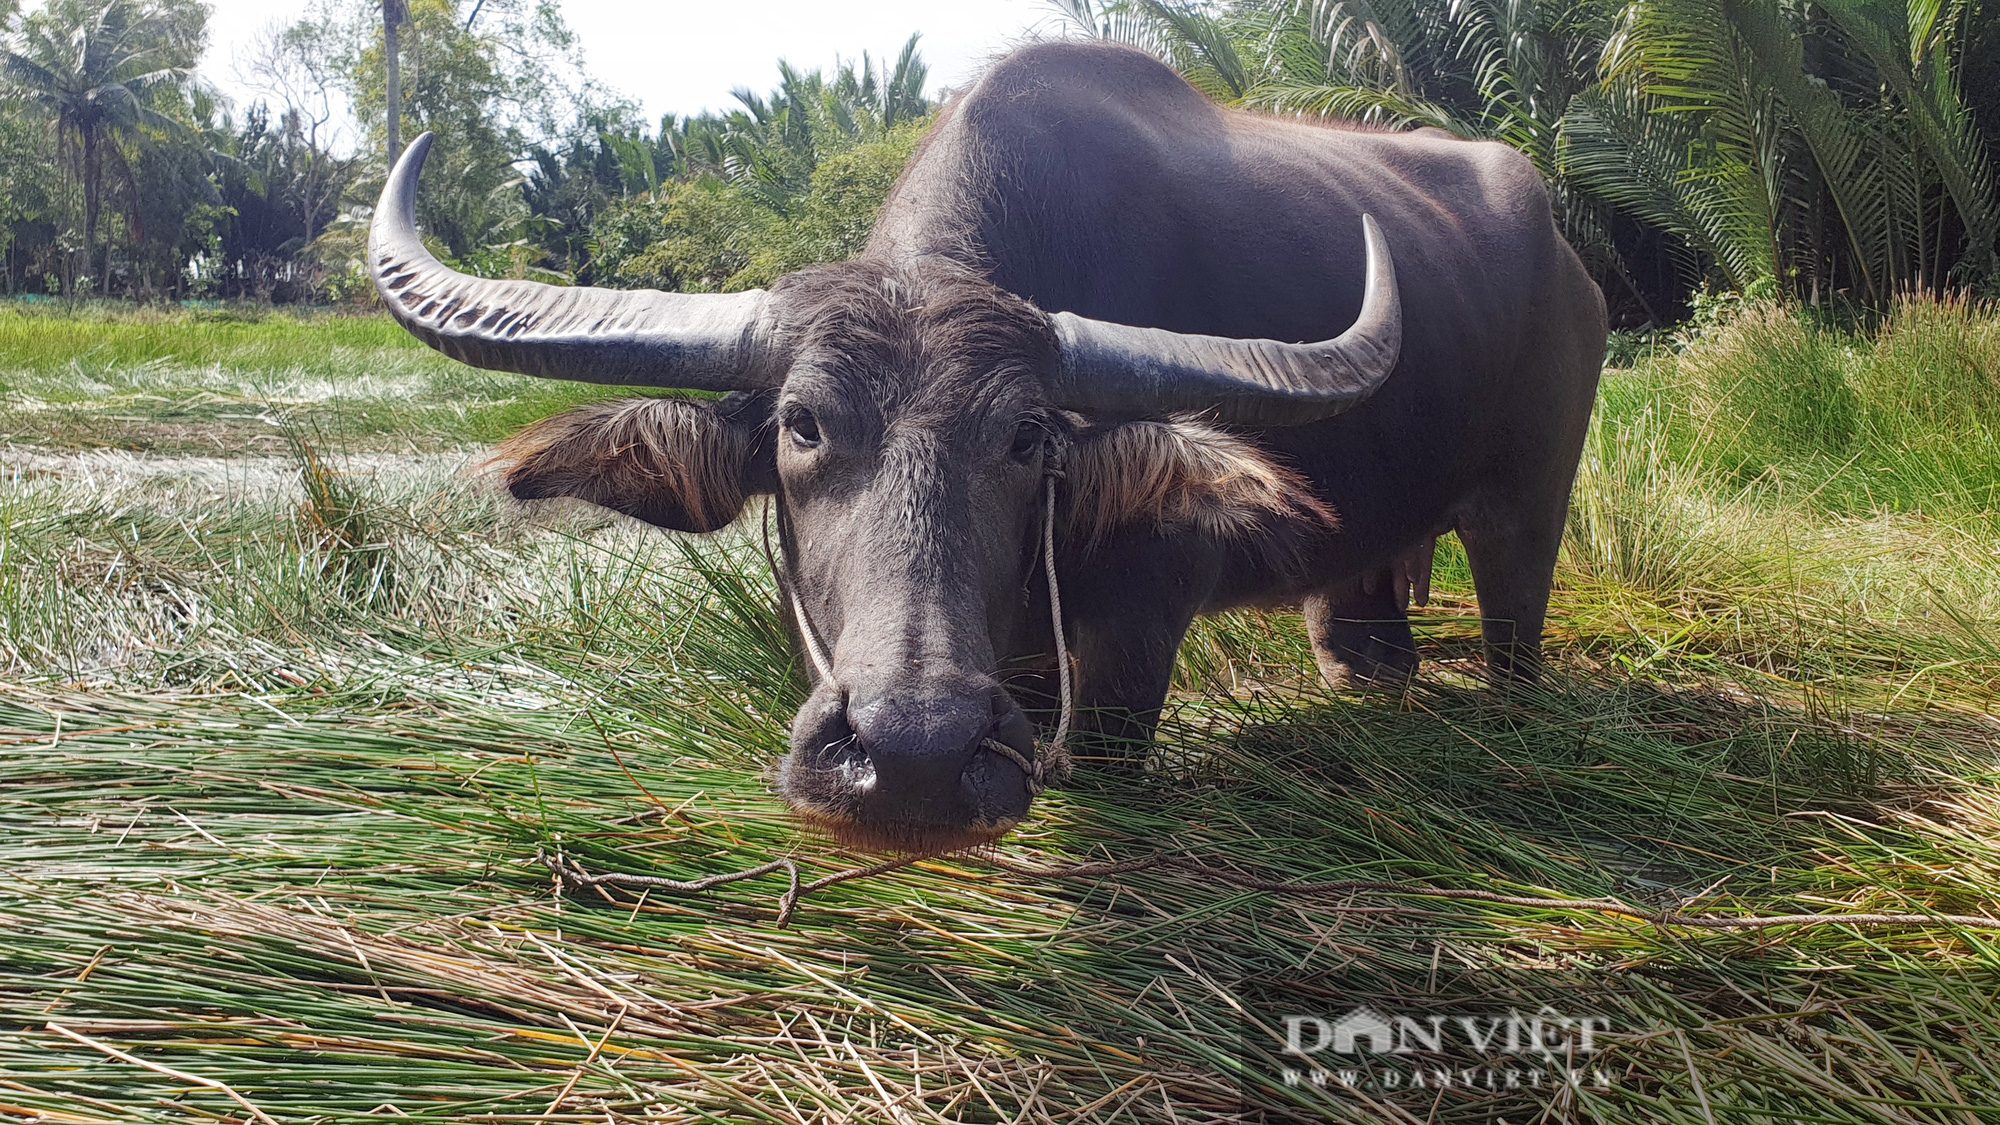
[[767, 256, 1059, 418], [1064, 416, 1340, 577], [487, 393, 771, 533]]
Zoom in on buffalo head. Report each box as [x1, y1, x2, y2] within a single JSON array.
[[371, 133, 1400, 852]]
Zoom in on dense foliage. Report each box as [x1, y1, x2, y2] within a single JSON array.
[[3, 0, 1996, 321], [1063, 0, 2000, 323], [1, 0, 214, 297], [535, 36, 933, 288], [0, 0, 929, 301]]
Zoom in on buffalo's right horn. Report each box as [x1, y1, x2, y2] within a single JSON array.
[[1047, 214, 1401, 426], [369, 133, 781, 390]]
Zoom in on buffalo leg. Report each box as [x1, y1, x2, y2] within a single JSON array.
[[1063, 607, 1195, 761], [1305, 572, 1417, 689], [1037, 534, 1213, 764], [1455, 500, 1565, 683]]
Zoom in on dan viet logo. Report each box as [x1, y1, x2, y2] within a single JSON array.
[[1274, 1006, 1616, 1095]]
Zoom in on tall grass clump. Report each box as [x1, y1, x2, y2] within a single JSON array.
[[1648, 296, 2000, 523], [1863, 294, 2000, 434], [1563, 401, 1770, 599], [1848, 294, 2000, 522], [1679, 303, 1862, 462], [1548, 295, 2000, 694]]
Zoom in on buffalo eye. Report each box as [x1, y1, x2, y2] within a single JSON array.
[[783, 407, 822, 450], [1009, 419, 1045, 463]]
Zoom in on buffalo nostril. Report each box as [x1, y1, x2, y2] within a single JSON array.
[[823, 733, 875, 792], [788, 692, 873, 781], [783, 681, 1040, 840]]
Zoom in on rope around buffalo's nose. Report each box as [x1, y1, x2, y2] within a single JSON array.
[[769, 473, 1073, 798], [980, 474, 1073, 796], [764, 499, 838, 686], [786, 584, 837, 690]]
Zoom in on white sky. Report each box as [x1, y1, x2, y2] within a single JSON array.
[[201, 0, 1069, 125]]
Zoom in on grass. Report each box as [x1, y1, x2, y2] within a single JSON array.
[[1, 296, 1998, 1122], [0, 301, 636, 454]]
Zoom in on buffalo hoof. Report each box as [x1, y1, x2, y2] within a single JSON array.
[[1313, 629, 1418, 691], [1304, 586, 1418, 693]]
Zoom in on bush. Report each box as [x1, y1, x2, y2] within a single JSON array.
[[1606, 295, 2000, 529], [1678, 303, 1860, 460], [589, 124, 923, 293], [1564, 400, 1767, 599], [1860, 293, 2000, 436], [589, 178, 764, 292]]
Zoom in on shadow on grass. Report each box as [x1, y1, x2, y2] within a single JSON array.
[[972, 674, 1996, 1122], [491, 653, 1998, 1121], [427, 532, 2000, 1121]]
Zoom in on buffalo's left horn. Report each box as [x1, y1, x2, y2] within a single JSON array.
[[1047, 214, 1401, 426], [369, 133, 781, 390]]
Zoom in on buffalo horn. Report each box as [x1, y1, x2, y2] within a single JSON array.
[[1048, 214, 1401, 425], [369, 133, 779, 390]]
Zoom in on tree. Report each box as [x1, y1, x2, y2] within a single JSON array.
[[336, 0, 593, 271], [383, 0, 404, 163], [238, 19, 361, 261], [1564, 0, 1998, 303], [1064, 0, 2000, 315], [588, 39, 933, 293], [208, 99, 363, 300], [590, 124, 922, 293], [0, 94, 62, 293], [648, 34, 931, 216], [518, 105, 652, 282], [1, 0, 206, 294], [124, 83, 232, 298]]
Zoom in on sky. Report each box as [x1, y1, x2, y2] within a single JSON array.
[[201, 0, 1069, 125]]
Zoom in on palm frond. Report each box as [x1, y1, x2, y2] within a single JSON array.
[[1128, 0, 1255, 98], [1729, 0, 1909, 303], [1242, 78, 1476, 133], [1564, 83, 1778, 288]]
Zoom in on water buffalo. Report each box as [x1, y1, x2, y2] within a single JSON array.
[[369, 41, 1606, 852]]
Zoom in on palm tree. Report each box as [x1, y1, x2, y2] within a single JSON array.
[[382, 0, 405, 164], [1565, 0, 1997, 304], [1, 0, 203, 295], [658, 35, 933, 216], [1063, 0, 1998, 312], [832, 33, 931, 131]]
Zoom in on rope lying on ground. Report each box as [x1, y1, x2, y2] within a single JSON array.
[[542, 849, 916, 926], [541, 847, 2000, 933]]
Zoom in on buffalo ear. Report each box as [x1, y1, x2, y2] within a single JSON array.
[[1063, 417, 1340, 548], [488, 392, 775, 533]]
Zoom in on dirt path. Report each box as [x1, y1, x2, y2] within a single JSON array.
[[0, 444, 484, 501]]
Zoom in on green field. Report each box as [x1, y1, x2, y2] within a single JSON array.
[[3, 298, 1998, 1123]]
